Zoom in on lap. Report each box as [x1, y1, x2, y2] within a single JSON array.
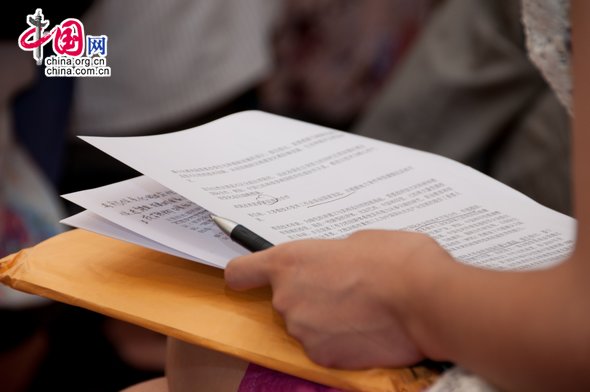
[[165, 338, 344, 392]]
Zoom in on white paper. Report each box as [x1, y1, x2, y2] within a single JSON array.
[[69, 111, 576, 271], [61, 175, 247, 268], [61, 210, 205, 263]]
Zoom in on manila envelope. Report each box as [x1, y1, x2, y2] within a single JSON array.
[[0, 229, 440, 392]]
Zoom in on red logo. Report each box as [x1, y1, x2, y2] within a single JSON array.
[[18, 8, 85, 65]]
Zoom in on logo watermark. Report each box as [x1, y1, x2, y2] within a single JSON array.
[[18, 8, 111, 77]]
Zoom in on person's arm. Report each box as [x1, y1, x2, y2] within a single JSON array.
[[571, 0, 590, 253], [225, 2, 590, 391], [417, 5, 590, 389]]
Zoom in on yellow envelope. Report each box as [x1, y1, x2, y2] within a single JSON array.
[[0, 229, 439, 392]]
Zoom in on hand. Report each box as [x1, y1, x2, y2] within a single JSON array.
[[225, 230, 455, 369]]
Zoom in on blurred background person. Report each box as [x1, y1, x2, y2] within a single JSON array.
[[259, 0, 435, 130], [353, 0, 571, 215], [62, 0, 281, 195], [0, 41, 60, 392]]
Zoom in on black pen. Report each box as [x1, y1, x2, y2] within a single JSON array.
[[210, 214, 274, 252]]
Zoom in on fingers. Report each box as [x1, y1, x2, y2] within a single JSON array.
[[225, 239, 313, 291], [224, 248, 274, 291], [224, 238, 341, 291]]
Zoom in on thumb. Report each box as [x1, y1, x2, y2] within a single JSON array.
[[224, 249, 273, 291]]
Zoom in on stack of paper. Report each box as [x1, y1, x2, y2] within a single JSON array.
[[61, 111, 576, 271]]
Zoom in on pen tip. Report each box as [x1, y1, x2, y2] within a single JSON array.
[[209, 214, 236, 235]]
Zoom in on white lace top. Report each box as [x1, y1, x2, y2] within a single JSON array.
[[522, 0, 572, 113]]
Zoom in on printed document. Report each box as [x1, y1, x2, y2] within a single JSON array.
[[62, 111, 576, 270]]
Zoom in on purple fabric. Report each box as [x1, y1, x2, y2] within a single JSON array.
[[237, 363, 346, 392]]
